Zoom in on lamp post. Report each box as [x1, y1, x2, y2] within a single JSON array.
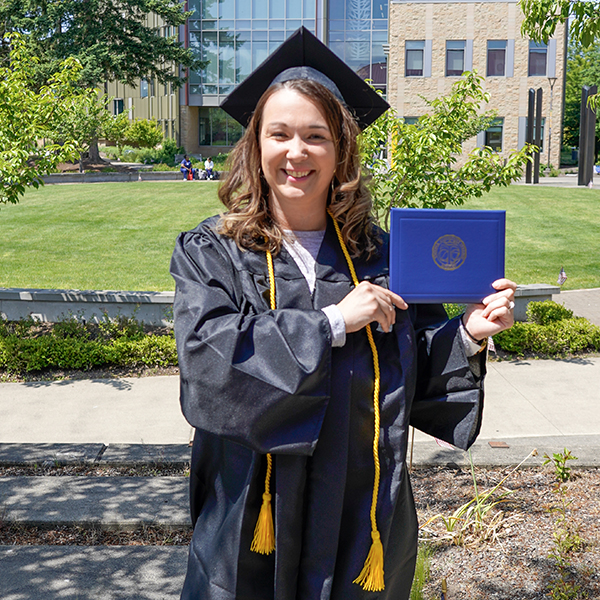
[[547, 76, 558, 169]]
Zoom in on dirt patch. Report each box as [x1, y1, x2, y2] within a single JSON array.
[[0, 523, 193, 546], [411, 466, 600, 599]]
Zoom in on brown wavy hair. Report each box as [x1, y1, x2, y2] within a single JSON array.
[[217, 78, 379, 258]]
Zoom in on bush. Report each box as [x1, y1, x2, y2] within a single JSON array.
[[494, 300, 600, 356], [105, 138, 184, 166], [0, 315, 177, 374], [124, 118, 164, 149], [526, 300, 573, 326]]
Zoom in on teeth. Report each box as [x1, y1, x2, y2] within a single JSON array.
[[286, 170, 310, 178]]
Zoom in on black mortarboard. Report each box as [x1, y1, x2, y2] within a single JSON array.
[[220, 27, 389, 130]]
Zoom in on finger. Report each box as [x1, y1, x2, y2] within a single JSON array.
[[482, 287, 515, 306], [481, 297, 513, 319], [492, 278, 517, 292]]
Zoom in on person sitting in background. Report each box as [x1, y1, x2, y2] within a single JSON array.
[[204, 157, 215, 179], [180, 155, 196, 180]]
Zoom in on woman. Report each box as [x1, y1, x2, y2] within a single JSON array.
[[171, 29, 515, 600]]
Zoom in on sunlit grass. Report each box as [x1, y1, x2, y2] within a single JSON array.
[[1, 181, 599, 291], [0, 181, 221, 291]]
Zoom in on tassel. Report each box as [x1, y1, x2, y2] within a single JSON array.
[[250, 492, 275, 555], [353, 530, 385, 592]]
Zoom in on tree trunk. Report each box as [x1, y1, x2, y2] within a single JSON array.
[[88, 139, 107, 164]]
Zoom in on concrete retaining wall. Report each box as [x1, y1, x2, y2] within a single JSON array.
[[1, 284, 558, 327], [0, 288, 174, 327], [42, 171, 182, 185]]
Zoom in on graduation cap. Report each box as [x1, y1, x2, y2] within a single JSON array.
[[220, 26, 389, 130]]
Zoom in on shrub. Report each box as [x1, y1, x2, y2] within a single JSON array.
[[494, 318, 600, 356], [124, 118, 164, 149], [527, 300, 573, 325], [0, 315, 177, 374]]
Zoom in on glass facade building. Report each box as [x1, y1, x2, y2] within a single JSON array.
[[185, 0, 389, 149], [328, 0, 388, 93]]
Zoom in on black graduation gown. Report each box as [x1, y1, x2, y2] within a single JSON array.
[[170, 215, 486, 600]]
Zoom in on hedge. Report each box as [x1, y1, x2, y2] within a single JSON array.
[[0, 316, 177, 374]]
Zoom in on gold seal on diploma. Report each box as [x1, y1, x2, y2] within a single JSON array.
[[432, 235, 467, 271]]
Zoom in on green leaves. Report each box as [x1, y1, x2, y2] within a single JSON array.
[[0, 34, 95, 205], [360, 72, 532, 222], [519, 0, 600, 49], [0, 0, 200, 90]]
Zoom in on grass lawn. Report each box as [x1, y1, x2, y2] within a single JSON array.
[[0, 181, 598, 291], [462, 185, 600, 290], [0, 181, 222, 291]]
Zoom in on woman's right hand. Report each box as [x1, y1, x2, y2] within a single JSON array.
[[336, 281, 408, 333]]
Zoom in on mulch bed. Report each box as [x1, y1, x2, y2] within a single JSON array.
[[411, 466, 600, 599]]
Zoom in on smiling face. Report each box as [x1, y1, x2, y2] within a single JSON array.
[[259, 87, 337, 230]]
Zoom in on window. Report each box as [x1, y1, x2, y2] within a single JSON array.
[[140, 79, 148, 98], [446, 41, 465, 76], [199, 107, 244, 146], [113, 99, 124, 115], [403, 117, 419, 125], [150, 79, 155, 97], [485, 118, 504, 151], [406, 41, 425, 76], [487, 40, 507, 76], [528, 41, 547, 76]]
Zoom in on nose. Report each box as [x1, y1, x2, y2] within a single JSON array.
[[286, 134, 308, 160]]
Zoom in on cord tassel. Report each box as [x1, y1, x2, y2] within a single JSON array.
[[353, 530, 385, 592], [251, 491, 275, 554], [251, 250, 276, 556]]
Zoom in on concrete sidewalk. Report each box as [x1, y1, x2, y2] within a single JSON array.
[[1, 356, 598, 465]]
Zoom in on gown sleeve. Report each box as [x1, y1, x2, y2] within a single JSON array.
[[170, 226, 333, 456], [408, 304, 486, 450]]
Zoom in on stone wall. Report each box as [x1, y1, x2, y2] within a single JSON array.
[[0, 289, 174, 327], [388, 1, 566, 168]]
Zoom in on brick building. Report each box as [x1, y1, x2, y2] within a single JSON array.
[[387, 0, 567, 167]]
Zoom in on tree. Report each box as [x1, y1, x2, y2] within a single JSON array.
[[0, 35, 93, 205], [361, 72, 532, 223], [520, 0, 599, 115], [0, 0, 203, 162], [0, 0, 200, 90], [562, 39, 600, 155], [519, 0, 600, 49]]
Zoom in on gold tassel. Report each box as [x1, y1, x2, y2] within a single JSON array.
[[353, 530, 385, 592], [250, 491, 275, 555]]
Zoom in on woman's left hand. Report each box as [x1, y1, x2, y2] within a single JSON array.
[[462, 278, 517, 341]]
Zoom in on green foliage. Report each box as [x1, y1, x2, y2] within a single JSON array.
[[543, 448, 578, 483], [0, 34, 91, 204], [544, 448, 585, 600], [0, 315, 177, 374], [421, 450, 536, 547], [410, 544, 433, 600], [562, 38, 600, 151], [103, 112, 131, 148], [526, 300, 574, 325], [520, 0, 600, 49], [494, 318, 600, 355], [0, 0, 201, 90], [361, 72, 532, 221], [444, 304, 466, 320], [50, 92, 114, 170], [124, 118, 164, 149], [105, 138, 184, 166]]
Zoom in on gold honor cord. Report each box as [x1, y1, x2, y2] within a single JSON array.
[[253, 214, 385, 591], [328, 209, 385, 592], [250, 248, 276, 555]]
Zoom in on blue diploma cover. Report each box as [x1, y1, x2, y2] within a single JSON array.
[[389, 208, 506, 303]]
